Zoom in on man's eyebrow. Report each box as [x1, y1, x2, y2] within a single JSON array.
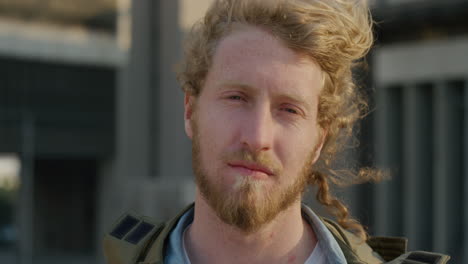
[[219, 81, 256, 93]]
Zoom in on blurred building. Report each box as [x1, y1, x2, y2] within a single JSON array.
[[370, 0, 468, 263], [0, 0, 467, 263], [0, 0, 120, 263]]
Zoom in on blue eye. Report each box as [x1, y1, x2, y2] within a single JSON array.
[[228, 95, 243, 101], [281, 107, 298, 114]]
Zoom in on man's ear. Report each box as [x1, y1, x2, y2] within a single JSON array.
[[184, 92, 195, 139], [311, 128, 328, 164]]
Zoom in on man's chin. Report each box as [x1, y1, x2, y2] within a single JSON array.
[[208, 188, 282, 233], [217, 201, 276, 234]]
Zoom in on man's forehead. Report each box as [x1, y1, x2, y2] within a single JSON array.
[[207, 25, 323, 98], [215, 24, 299, 65]]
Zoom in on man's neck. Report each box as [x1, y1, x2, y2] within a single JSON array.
[[184, 194, 317, 264]]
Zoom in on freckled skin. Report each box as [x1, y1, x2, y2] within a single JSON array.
[[288, 255, 297, 263]]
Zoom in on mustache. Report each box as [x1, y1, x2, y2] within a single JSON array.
[[221, 149, 282, 176]]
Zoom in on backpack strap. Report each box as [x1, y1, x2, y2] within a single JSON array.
[[322, 217, 383, 264], [322, 218, 450, 264], [386, 251, 451, 264], [103, 212, 165, 264], [367, 236, 408, 262]]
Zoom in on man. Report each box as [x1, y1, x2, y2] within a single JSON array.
[[104, 0, 450, 263]]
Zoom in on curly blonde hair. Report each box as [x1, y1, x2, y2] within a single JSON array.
[[178, 0, 381, 240]]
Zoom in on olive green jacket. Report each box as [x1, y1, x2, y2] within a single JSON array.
[[103, 204, 450, 264]]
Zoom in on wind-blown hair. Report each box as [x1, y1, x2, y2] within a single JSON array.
[[177, 0, 381, 241]]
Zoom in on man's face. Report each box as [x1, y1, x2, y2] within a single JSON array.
[[184, 25, 324, 233]]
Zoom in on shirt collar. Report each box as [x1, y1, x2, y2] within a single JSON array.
[[301, 204, 347, 264], [165, 204, 347, 264]]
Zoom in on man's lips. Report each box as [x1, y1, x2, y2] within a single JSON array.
[[227, 162, 274, 176]]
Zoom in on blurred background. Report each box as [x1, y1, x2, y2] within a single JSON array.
[[0, 0, 466, 263]]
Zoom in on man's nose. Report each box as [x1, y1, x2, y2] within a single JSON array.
[[240, 104, 274, 153]]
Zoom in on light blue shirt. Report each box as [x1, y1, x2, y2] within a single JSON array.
[[301, 205, 347, 264], [165, 204, 347, 264], [165, 207, 194, 264]]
